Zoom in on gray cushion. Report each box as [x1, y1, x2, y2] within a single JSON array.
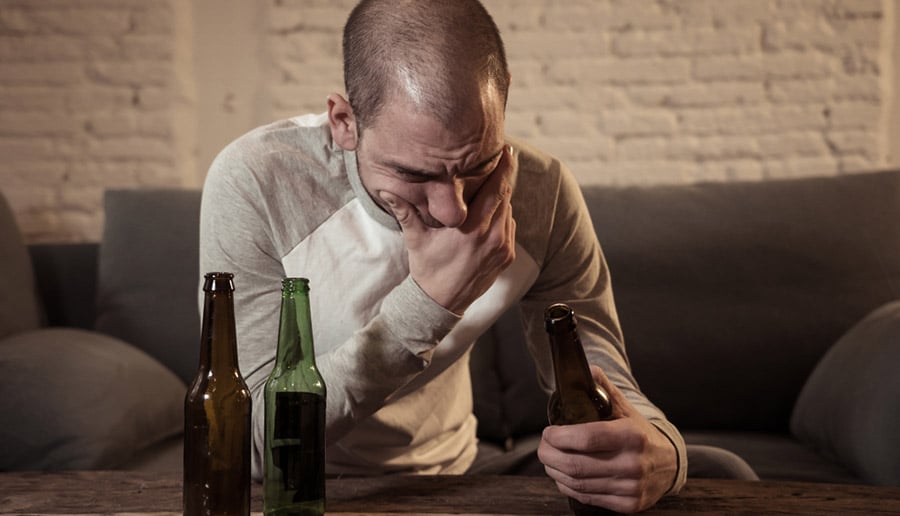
[[0, 190, 42, 340], [0, 328, 185, 470], [790, 301, 900, 486], [94, 189, 202, 384]]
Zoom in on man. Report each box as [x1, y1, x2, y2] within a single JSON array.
[[200, 0, 685, 512]]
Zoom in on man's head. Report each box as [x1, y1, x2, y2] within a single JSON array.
[[328, 0, 513, 229], [342, 0, 509, 133]]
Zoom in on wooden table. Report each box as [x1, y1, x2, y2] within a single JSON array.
[[2, 471, 899, 515]]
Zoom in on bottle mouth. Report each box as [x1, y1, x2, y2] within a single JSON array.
[[282, 277, 310, 292], [203, 272, 235, 292], [544, 303, 576, 332]]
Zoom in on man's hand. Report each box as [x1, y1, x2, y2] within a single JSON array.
[[538, 365, 678, 514], [379, 145, 517, 315]]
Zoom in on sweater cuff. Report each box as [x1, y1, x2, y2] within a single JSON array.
[[650, 419, 687, 496], [380, 276, 461, 359]]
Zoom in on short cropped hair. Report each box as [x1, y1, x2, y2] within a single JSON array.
[[342, 0, 510, 131]]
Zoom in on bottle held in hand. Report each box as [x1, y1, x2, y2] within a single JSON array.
[[545, 302, 614, 515], [264, 278, 326, 516], [184, 272, 252, 516]]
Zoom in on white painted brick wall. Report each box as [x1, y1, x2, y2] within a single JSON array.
[[0, 0, 896, 243]]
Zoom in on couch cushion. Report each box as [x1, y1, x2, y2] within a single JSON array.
[[0, 328, 185, 470], [790, 301, 900, 486], [0, 190, 42, 340], [684, 431, 859, 483], [94, 189, 202, 384], [582, 170, 900, 432]]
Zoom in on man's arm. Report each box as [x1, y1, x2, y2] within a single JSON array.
[[514, 157, 686, 512]]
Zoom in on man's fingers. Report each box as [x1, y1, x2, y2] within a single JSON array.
[[464, 144, 515, 231], [590, 365, 634, 420], [379, 191, 424, 234]]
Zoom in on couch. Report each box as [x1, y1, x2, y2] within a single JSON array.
[[2, 170, 899, 486]]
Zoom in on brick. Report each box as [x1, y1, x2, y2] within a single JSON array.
[[67, 86, 139, 112], [825, 130, 879, 160], [0, 86, 67, 111], [0, 63, 84, 85], [59, 185, 103, 212], [595, 160, 696, 186], [0, 161, 67, 186], [0, 138, 59, 161], [757, 131, 829, 158], [130, 6, 175, 35], [504, 31, 609, 61], [35, 9, 132, 35], [762, 156, 839, 178], [86, 62, 171, 87], [483, 0, 545, 32], [0, 113, 77, 136], [527, 135, 613, 162], [689, 136, 760, 160], [84, 113, 137, 138], [271, 32, 340, 62], [277, 60, 342, 87], [697, 159, 765, 182], [615, 137, 670, 160], [545, 1, 674, 32], [599, 109, 677, 137], [679, 106, 827, 136], [268, 7, 347, 33], [0, 35, 85, 61], [536, 111, 598, 137], [613, 28, 759, 57], [826, 102, 881, 129], [763, 20, 837, 52], [767, 79, 835, 103], [838, 154, 879, 173], [87, 137, 174, 162], [549, 57, 691, 85], [628, 82, 766, 108], [505, 111, 539, 139]]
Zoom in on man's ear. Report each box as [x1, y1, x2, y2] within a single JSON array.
[[327, 93, 359, 151]]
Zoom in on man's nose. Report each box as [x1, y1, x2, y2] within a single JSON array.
[[428, 178, 468, 228]]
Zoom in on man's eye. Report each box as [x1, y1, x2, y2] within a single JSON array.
[[395, 169, 431, 182]]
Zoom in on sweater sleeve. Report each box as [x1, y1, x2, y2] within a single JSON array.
[[516, 159, 687, 495]]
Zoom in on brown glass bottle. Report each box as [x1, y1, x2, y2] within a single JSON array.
[[545, 303, 615, 516], [184, 272, 251, 516]]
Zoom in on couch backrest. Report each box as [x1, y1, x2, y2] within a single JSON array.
[[585, 169, 900, 432]]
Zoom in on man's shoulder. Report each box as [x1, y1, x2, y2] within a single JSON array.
[[507, 136, 576, 203], [214, 113, 333, 171]]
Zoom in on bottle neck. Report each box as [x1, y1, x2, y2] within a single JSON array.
[[274, 288, 317, 370], [199, 283, 240, 373], [549, 328, 595, 396]]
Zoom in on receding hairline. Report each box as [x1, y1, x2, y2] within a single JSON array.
[[342, 0, 510, 130]]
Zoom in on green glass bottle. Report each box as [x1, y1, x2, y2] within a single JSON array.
[[545, 303, 614, 516], [264, 278, 326, 516], [184, 272, 251, 516]]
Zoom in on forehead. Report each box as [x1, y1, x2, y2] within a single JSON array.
[[360, 86, 506, 168]]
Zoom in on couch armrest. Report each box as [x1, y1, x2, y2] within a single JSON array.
[[28, 243, 99, 330], [790, 301, 900, 486]]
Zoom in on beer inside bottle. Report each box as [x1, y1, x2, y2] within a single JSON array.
[[544, 303, 615, 516], [264, 277, 326, 516], [184, 272, 252, 516]]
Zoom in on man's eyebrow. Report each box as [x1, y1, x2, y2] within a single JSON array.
[[383, 148, 504, 178]]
